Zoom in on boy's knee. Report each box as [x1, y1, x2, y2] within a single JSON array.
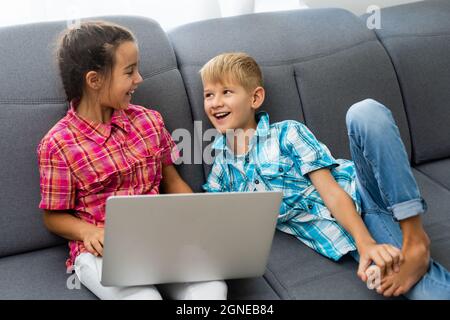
[[346, 99, 392, 133]]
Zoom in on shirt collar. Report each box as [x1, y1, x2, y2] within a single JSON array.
[[67, 99, 130, 145], [212, 111, 271, 151]]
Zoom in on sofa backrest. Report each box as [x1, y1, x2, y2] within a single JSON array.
[[168, 8, 412, 179], [371, 0, 450, 165], [0, 16, 202, 257]]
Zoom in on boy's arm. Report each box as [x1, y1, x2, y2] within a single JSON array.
[[160, 164, 193, 194], [43, 210, 104, 256], [308, 168, 404, 281]]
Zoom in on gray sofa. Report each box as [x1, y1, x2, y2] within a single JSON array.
[[0, 0, 449, 299]]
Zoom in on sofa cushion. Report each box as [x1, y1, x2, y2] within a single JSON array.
[[0, 245, 96, 299], [265, 231, 393, 299], [370, 0, 450, 164], [168, 7, 412, 178], [0, 104, 68, 257], [412, 169, 450, 269], [0, 244, 280, 300], [0, 16, 204, 257], [415, 158, 450, 192]]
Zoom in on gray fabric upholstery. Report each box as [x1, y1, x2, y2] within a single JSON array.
[[0, 245, 96, 300], [0, 244, 279, 300], [367, 0, 450, 164], [0, 104, 68, 257], [265, 232, 391, 300], [415, 158, 450, 191], [1, 1, 449, 300], [412, 169, 450, 268], [168, 8, 412, 172]]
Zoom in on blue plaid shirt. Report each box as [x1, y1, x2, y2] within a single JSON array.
[[203, 112, 361, 261]]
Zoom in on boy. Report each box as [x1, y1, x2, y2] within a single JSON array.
[[201, 52, 450, 299]]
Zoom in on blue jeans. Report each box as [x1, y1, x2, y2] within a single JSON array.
[[345, 99, 450, 300]]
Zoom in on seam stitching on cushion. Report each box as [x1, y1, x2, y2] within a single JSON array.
[[180, 39, 379, 67], [263, 266, 292, 300], [370, 29, 415, 163], [0, 67, 178, 104], [414, 166, 450, 193], [380, 32, 450, 40]]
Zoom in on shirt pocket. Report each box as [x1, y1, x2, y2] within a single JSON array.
[[139, 147, 165, 189], [78, 166, 125, 195], [258, 159, 295, 191]]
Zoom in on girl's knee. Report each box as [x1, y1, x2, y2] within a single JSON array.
[[188, 280, 228, 300], [122, 286, 163, 300]]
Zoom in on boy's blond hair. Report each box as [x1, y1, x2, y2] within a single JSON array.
[[199, 52, 263, 92]]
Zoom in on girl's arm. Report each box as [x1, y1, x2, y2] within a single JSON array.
[[160, 164, 193, 194], [43, 210, 104, 256], [308, 168, 404, 281], [43, 165, 191, 256]]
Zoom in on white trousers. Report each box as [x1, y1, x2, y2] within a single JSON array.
[[74, 253, 228, 300]]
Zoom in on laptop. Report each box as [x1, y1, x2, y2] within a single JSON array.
[[101, 191, 282, 286]]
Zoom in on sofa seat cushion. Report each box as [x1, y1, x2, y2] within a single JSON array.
[[415, 158, 450, 191], [412, 169, 450, 268], [0, 244, 281, 300], [0, 245, 96, 299], [265, 231, 390, 299]]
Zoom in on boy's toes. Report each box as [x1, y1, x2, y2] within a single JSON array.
[[376, 283, 387, 294], [377, 277, 393, 294], [383, 283, 398, 297], [393, 286, 405, 297]]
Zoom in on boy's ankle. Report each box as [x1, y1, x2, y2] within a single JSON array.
[[399, 215, 431, 249]]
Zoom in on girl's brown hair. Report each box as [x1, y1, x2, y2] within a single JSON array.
[[56, 21, 136, 102]]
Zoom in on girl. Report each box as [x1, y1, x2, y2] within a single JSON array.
[[37, 21, 227, 300]]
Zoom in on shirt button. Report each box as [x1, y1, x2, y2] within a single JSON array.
[[255, 179, 260, 184]]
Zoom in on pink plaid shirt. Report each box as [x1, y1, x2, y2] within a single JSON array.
[[37, 100, 178, 271]]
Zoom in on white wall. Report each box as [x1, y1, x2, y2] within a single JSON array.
[[303, 0, 424, 15], [0, 0, 426, 29]]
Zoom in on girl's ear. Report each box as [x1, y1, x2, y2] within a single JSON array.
[[85, 71, 104, 91], [251, 86, 265, 110]]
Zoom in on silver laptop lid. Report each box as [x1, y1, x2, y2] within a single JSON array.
[[101, 191, 282, 286]]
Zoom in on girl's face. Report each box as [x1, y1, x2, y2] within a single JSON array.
[[100, 41, 143, 110]]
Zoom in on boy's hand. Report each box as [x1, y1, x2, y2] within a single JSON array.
[[82, 225, 104, 257], [357, 242, 404, 282]]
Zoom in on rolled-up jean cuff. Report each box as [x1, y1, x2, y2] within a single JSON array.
[[387, 197, 427, 221]]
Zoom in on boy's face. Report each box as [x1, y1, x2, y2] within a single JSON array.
[[203, 80, 264, 134]]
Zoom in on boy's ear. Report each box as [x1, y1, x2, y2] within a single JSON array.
[[251, 86, 265, 110], [85, 71, 104, 91]]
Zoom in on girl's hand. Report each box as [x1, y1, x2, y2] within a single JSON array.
[[82, 225, 104, 257], [357, 242, 404, 282]]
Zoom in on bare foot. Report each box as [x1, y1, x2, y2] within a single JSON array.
[[377, 232, 430, 297]]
